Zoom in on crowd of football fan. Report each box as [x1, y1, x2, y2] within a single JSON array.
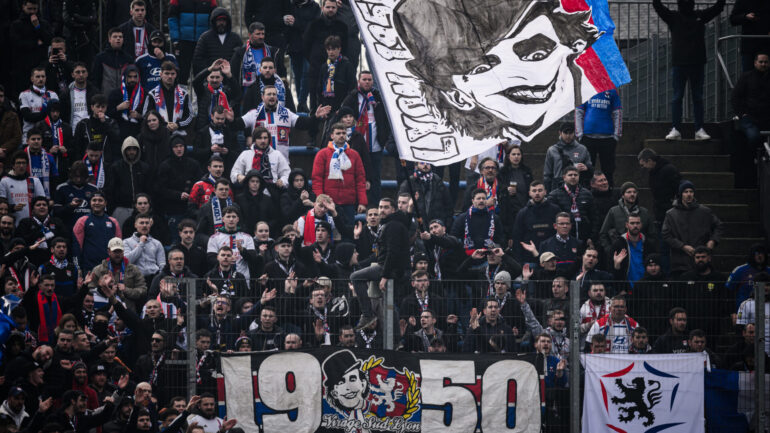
[[0, 0, 768, 432]]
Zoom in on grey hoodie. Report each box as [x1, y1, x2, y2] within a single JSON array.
[[543, 139, 593, 191]]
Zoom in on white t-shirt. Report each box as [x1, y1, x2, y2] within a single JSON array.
[[736, 298, 770, 355], [186, 414, 223, 433]]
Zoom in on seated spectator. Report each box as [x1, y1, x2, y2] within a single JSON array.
[[547, 166, 595, 242], [585, 296, 639, 353], [235, 171, 278, 237], [230, 126, 291, 192], [600, 181, 657, 262], [728, 243, 769, 310], [106, 137, 152, 225], [247, 305, 286, 351], [579, 282, 612, 339], [123, 213, 167, 284], [628, 327, 652, 354], [399, 162, 453, 226], [652, 307, 689, 353], [121, 194, 171, 246], [53, 161, 99, 228], [662, 180, 724, 275], [522, 213, 584, 273], [0, 152, 46, 224], [189, 156, 227, 211], [516, 288, 569, 359], [73, 192, 121, 273], [451, 188, 505, 254], [465, 298, 516, 353], [90, 237, 147, 311], [611, 214, 656, 287], [731, 53, 770, 153], [311, 122, 368, 225], [543, 122, 592, 191]]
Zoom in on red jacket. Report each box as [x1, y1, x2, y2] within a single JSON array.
[[311, 144, 368, 206]]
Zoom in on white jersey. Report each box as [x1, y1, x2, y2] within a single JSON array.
[[0, 175, 46, 225], [585, 315, 639, 354], [241, 103, 301, 159], [579, 297, 611, 334], [186, 414, 223, 433], [19, 87, 59, 144], [736, 298, 770, 355], [207, 231, 255, 280], [230, 145, 291, 188]]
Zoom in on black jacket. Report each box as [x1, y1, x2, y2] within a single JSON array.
[[235, 174, 279, 235], [730, 0, 770, 56], [11, 12, 53, 83], [538, 235, 585, 274], [340, 88, 392, 148], [316, 56, 356, 110], [14, 215, 68, 265], [286, 0, 321, 56], [652, 329, 689, 354], [547, 184, 596, 242], [280, 168, 316, 226], [421, 233, 465, 280], [375, 211, 410, 279], [244, 0, 291, 48], [118, 18, 157, 60], [653, 0, 725, 65], [106, 145, 152, 209], [399, 175, 453, 226], [732, 68, 770, 121], [450, 207, 505, 251], [192, 7, 243, 76], [90, 48, 134, 95], [192, 67, 239, 128], [510, 198, 561, 262], [648, 157, 682, 222], [156, 151, 202, 215], [73, 116, 122, 164], [303, 14, 349, 64]]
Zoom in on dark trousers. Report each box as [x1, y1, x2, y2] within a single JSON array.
[[581, 136, 617, 186], [176, 40, 196, 85], [671, 64, 704, 130]]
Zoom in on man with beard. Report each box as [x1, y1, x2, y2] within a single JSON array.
[[522, 213, 584, 274], [193, 59, 237, 138], [194, 106, 239, 171], [401, 162, 453, 225], [600, 182, 657, 263], [231, 127, 290, 193], [543, 124, 593, 192], [37, 100, 72, 183], [304, 0, 349, 110], [574, 247, 613, 296], [451, 189, 505, 255], [143, 61, 194, 136], [247, 305, 286, 351], [301, 287, 346, 347], [579, 282, 612, 340], [677, 246, 730, 346], [15, 198, 67, 266], [630, 254, 671, 339], [204, 246, 249, 300], [588, 172, 617, 242], [192, 8, 242, 76], [60, 63, 99, 129], [652, 307, 690, 353], [511, 181, 561, 264], [0, 215, 15, 255], [72, 94, 121, 166], [90, 238, 146, 311], [611, 215, 656, 289], [136, 30, 178, 92], [517, 288, 569, 357], [88, 364, 115, 403], [54, 161, 99, 228], [23, 274, 89, 344], [70, 360, 99, 410], [189, 157, 227, 211], [206, 207, 260, 282], [196, 178, 238, 237], [148, 249, 198, 299], [107, 65, 145, 139], [728, 243, 770, 310], [187, 393, 234, 433], [231, 22, 287, 103], [235, 86, 331, 159], [46, 388, 122, 433], [241, 57, 294, 113], [585, 296, 639, 353], [0, 386, 31, 429], [353, 207, 379, 260], [662, 181, 724, 275], [547, 165, 595, 243], [133, 330, 170, 394]]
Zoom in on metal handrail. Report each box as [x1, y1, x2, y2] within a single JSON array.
[[716, 34, 770, 88]]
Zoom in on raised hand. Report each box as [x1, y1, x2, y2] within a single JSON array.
[[515, 288, 527, 305]]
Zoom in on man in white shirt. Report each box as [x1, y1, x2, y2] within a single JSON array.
[[736, 282, 770, 356], [206, 207, 257, 280], [230, 126, 290, 192], [585, 296, 639, 353], [186, 393, 232, 433]]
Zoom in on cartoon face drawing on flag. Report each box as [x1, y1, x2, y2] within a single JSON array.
[[351, 0, 630, 165]]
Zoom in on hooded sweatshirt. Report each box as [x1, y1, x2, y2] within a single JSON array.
[[280, 168, 316, 225], [543, 139, 593, 191], [106, 137, 152, 209], [191, 8, 243, 76]]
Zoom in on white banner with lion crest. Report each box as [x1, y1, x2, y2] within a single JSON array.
[[582, 353, 708, 433], [350, 0, 630, 165]]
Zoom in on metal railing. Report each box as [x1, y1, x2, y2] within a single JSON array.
[[716, 35, 770, 89]]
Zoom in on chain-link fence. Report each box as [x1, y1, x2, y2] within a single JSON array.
[[125, 277, 770, 431]]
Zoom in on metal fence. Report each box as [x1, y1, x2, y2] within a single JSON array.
[[116, 277, 770, 431]]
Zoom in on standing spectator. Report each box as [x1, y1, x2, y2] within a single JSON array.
[[244, 0, 291, 49], [0, 86, 21, 165], [168, 0, 218, 81], [90, 28, 134, 96], [574, 248, 614, 295], [662, 180, 724, 275], [334, 0, 361, 71], [418, 219, 464, 281], [53, 161, 98, 228], [0, 152, 46, 224], [19, 67, 59, 146], [579, 282, 612, 340], [123, 213, 167, 284], [461, 157, 500, 212], [517, 289, 569, 358], [543, 123, 592, 191], [736, 275, 770, 356], [522, 213, 584, 274], [73, 94, 122, 164], [611, 215, 657, 287], [585, 296, 639, 353], [637, 148, 682, 223], [90, 239, 147, 311], [15, 197, 67, 266], [653, 0, 725, 141], [206, 206, 260, 281], [107, 65, 146, 140], [38, 237, 79, 297], [72, 192, 121, 272], [311, 123, 367, 225], [62, 0, 99, 64], [44, 38, 75, 96], [192, 59, 237, 136], [136, 111, 170, 174], [727, 244, 769, 309], [729, 0, 770, 71], [36, 101, 72, 185], [547, 165, 595, 242], [230, 126, 291, 190], [143, 61, 194, 136], [575, 89, 622, 186], [135, 30, 179, 92], [399, 162, 453, 226], [498, 146, 533, 242], [23, 128, 58, 198], [106, 137, 152, 225], [191, 8, 242, 76], [340, 71, 391, 206], [303, 0, 348, 109], [280, 168, 316, 226], [121, 194, 171, 247], [652, 307, 690, 353], [600, 182, 657, 261], [286, 0, 320, 111], [465, 298, 516, 353], [23, 274, 89, 345], [156, 136, 201, 230], [450, 188, 505, 254], [240, 56, 294, 113], [194, 105, 240, 172], [170, 219, 208, 274], [679, 246, 730, 346], [235, 170, 278, 235], [189, 156, 226, 210], [589, 172, 618, 244], [231, 23, 286, 105], [119, 0, 157, 61], [11, 0, 53, 98], [510, 181, 561, 263], [197, 178, 238, 237], [731, 53, 770, 157], [316, 35, 355, 112]]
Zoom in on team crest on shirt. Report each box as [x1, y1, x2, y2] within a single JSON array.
[[106, 222, 112, 227]]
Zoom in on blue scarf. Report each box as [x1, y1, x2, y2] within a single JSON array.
[[211, 196, 233, 229]]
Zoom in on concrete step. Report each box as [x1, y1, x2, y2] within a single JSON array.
[[702, 204, 752, 222], [642, 139, 723, 155], [713, 255, 748, 272], [718, 238, 767, 256], [637, 189, 757, 207], [721, 222, 764, 238], [679, 172, 734, 189]]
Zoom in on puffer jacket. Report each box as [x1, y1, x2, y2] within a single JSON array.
[[311, 144, 367, 206], [168, 0, 217, 43], [662, 199, 724, 273], [191, 7, 243, 75], [106, 137, 152, 209]]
